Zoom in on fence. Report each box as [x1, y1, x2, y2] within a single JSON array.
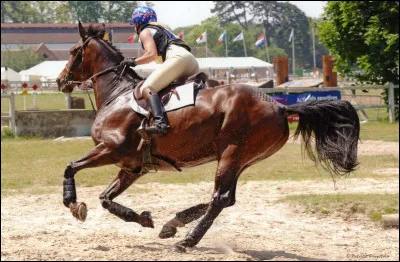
[[1, 83, 399, 136], [1, 92, 16, 133], [1, 80, 59, 93], [261, 83, 399, 123]]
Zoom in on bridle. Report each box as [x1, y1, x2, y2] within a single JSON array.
[[59, 35, 126, 112], [60, 36, 123, 87]]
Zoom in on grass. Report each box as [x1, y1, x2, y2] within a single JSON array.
[[1, 108, 398, 195], [288, 119, 399, 142], [1, 91, 96, 111], [359, 121, 399, 141], [277, 193, 399, 222], [1, 137, 398, 195]]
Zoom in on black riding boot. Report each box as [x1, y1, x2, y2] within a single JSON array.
[[145, 94, 169, 136]]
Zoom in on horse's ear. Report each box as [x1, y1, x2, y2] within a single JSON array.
[[97, 23, 106, 39], [78, 21, 87, 39]]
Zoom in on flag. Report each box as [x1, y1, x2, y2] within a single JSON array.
[[178, 31, 184, 39], [196, 31, 207, 43], [103, 33, 110, 41], [288, 29, 294, 42], [233, 32, 244, 42], [128, 34, 136, 44], [216, 31, 226, 45], [255, 33, 265, 47]]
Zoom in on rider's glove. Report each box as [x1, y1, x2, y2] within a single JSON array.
[[120, 57, 137, 67]]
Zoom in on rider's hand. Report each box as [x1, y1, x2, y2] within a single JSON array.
[[120, 57, 137, 67]]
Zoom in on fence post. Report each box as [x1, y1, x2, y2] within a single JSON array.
[[65, 93, 72, 109], [388, 82, 395, 123], [9, 92, 16, 133]]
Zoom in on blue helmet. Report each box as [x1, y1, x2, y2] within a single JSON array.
[[130, 6, 157, 26]]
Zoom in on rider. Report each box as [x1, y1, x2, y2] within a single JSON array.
[[121, 6, 199, 136]]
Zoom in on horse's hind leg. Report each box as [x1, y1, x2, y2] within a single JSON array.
[[174, 148, 242, 252], [159, 203, 209, 239], [99, 168, 154, 228], [159, 179, 239, 239]]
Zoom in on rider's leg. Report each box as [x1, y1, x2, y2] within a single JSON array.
[[139, 45, 199, 135]]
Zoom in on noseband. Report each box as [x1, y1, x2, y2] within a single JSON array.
[[60, 35, 126, 113], [60, 36, 122, 88]]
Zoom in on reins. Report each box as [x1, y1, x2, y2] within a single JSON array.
[[62, 35, 129, 114]]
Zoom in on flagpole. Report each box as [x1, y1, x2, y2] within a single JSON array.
[[225, 30, 228, 57], [263, 27, 270, 63], [292, 29, 295, 78], [312, 26, 316, 68], [205, 30, 208, 58], [242, 31, 247, 57]]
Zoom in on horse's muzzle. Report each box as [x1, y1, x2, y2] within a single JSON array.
[[57, 76, 73, 93]]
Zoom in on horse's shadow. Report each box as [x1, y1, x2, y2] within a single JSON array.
[[236, 250, 327, 261], [127, 242, 326, 261]]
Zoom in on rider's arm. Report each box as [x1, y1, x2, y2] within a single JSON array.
[[134, 29, 158, 65]]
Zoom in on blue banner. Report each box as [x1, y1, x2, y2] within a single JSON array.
[[272, 91, 341, 106]]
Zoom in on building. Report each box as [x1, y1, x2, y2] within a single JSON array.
[[1, 23, 144, 60], [1, 22, 215, 61]]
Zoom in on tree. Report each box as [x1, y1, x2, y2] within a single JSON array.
[[273, 2, 311, 69], [319, 1, 399, 119], [1, 1, 40, 23], [309, 17, 329, 69], [211, 1, 251, 29], [249, 1, 282, 46], [1, 1, 141, 23], [101, 1, 138, 23], [68, 1, 103, 23], [319, 1, 399, 84], [1, 45, 46, 72], [211, 1, 316, 69]]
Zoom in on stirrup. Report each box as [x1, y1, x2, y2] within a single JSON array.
[[144, 125, 169, 136]]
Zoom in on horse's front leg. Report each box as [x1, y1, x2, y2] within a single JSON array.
[[63, 142, 117, 221], [99, 168, 154, 228]]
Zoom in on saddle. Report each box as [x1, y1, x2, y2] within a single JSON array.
[[133, 72, 208, 110]]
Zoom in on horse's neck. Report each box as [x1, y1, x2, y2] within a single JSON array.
[[91, 62, 136, 109]]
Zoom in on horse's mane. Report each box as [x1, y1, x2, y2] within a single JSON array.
[[86, 23, 144, 81]]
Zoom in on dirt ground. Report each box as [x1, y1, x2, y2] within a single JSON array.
[[1, 140, 399, 261]]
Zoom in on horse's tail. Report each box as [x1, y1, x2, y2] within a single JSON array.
[[285, 100, 360, 176]]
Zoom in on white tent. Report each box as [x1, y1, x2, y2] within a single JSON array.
[[136, 57, 273, 78], [1, 67, 21, 81], [19, 61, 68, 81], [17, 57, 273, 81], [197, 57, 273, 70]]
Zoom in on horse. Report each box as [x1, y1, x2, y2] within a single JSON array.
[[56, 22, 360, 252]]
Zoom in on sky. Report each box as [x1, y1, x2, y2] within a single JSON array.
[[150, 1, 326, 29]]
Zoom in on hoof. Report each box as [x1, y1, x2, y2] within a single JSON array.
[[173, 241, 187, 253], [70, 202, 87, 222], [159, 225, 177, 239], [139, 211, 154, 228]]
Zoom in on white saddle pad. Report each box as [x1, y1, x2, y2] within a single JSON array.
[[130, 82, 195, 116]]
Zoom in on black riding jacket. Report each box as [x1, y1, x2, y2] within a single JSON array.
[[140, 24, 191, 62]]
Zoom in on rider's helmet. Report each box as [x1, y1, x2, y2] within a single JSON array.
[[130, 6, 157, 27]]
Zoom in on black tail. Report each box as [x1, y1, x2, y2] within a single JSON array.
[[286, 100, 360, 176]]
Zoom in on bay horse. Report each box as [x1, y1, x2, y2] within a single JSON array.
[[57, 22, 360, 252]]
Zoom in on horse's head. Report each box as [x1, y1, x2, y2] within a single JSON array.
[[56, 22, 119, 93]]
